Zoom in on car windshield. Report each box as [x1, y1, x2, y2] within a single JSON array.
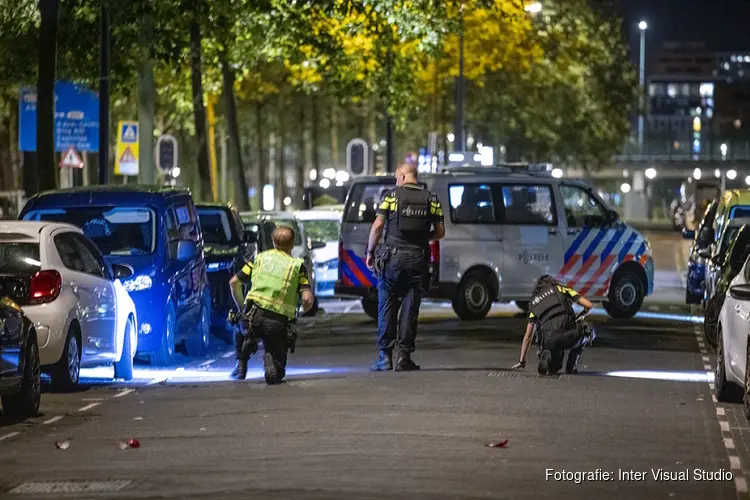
[[24, 206, 156, 256], [197, 208, 240, 246], [300, 220, 340, 243], [0, 242, 41, 275], [242, 217, 303, 246]]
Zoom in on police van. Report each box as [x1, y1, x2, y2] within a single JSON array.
[[335, 165, 654, 320]]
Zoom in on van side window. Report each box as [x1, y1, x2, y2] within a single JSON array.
[[174, 202, 199, 243], [560, 185, 608, 228], [344, 184, 395, 223], [500, 184, 556, 226], [448, 184, 496, 223]]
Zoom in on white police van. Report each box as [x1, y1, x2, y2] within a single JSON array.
[[335, 165, 654, 320]]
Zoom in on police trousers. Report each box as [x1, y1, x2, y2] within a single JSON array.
[[376, 248, 429, 354], [235, 309, 288, 370]]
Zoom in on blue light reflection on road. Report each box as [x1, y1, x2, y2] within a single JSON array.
[[78, 366, 336, 386], [604, 370, 714, 383]]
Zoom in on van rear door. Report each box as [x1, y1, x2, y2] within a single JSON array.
[[338, 179, 395, 296]]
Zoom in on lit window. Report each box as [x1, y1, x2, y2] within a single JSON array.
[[699, 83, 714, 97], [667, 84, 677, 98], [681, 83, 689, 96], [724, 62, 730, 70], [648, 84, 657, 97], [745, 56, 750, 63], [707, 109, 713, 118]]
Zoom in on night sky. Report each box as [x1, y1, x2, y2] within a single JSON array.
[[614, 0, 750, 57]]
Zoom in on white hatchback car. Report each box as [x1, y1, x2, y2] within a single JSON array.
[[294, 207, 342, 297], [715, 253, 750, 418], [0, 222, 138, 389]]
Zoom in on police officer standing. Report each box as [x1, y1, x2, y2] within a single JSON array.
[[513, 275, 594, 375], [228, 226, 314, 384], [366, 164, 445, 371]]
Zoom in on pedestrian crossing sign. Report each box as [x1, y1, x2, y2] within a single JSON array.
[[115, 120, 139, 176]]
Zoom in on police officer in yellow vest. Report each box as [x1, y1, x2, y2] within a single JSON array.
[[229, 226, 314, 384]]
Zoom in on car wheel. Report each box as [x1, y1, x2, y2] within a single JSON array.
[[185, 301, 210, 357], [151, 305, 176, 366], [716, 325, 743, 403], [452, 273, 493, 321], [744, 341, 750, 421], [2, 337, 41, 423], [361, 297, 378, 320], [703, 297, 721, 348], [114, 316, 134, 381], [51, 326, 81, 391], [603, 271, 644, 320]]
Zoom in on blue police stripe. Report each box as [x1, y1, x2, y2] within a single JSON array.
[[565, 227, 592, 262], [582, 228, 607, 262], [635, 241, 647, 257], [341, 263, 361, 287], [618, 232, 638, 262], [600, 226, 626, 263]]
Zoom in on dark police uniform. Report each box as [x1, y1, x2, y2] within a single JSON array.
[[372, 183, 443, 370], [232, 254, 311, 383], [528, 284, 587, 375]]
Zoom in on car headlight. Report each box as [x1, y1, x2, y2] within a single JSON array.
[[207, 261, 233, 272], [123, 275, 153, 292]]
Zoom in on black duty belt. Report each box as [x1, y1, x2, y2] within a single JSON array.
[[389, 247, 427, 256]]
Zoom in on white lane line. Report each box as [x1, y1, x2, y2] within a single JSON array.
[[725, 437, 736, 450], [0, 432, 20, 441], [702, 355, 710, 362], [113, 389, 135, 399], [712, 394, 718, 403], [77, 402, 101, 412], [720, 421, 730, 432], [704, 364, 713, 371], [43, 416, 64, 425], [709, 382, 716, 391], [735, 477, 747, 493], [730, 456, 742, 470], [199, 360, 215, 368], [147, 377, 168, 385], [717, 407, 726, 416], [343, 302, 354, 314], [222, 350, 235, 359]]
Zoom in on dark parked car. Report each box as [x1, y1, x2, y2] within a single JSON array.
[[21, 186, 212, 366], [683, 199, 719, 304], [704, 223, 750, 347], [0, 296, 40, 422], [195, 203, 255, 341]]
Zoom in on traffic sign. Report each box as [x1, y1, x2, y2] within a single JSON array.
[[346, 138, 368, 177], [59, 145, 83, 169], [115, 121, 139, 176], [19, 81, 100, 153], [155, 134, 178, 173]]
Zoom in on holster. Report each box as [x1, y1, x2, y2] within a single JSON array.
[[237, 302, 259, 360], [373, 246, 391, 277]]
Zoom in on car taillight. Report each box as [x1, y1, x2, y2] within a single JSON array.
[[29, 270, 61, 305]]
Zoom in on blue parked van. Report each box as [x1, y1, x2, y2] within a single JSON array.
[[20, 186, 211, 366]]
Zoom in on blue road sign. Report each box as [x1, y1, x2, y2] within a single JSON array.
[[19, 81, 100, 153]]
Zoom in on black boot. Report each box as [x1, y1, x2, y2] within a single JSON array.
[[371, 351, 393, 371], [230, 359, 248, 380], [395, 352, 420, 372], [538, 350, 551, 375]]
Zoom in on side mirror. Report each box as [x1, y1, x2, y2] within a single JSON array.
[[682, 228, 696, 240], [176, 239, 198, 261], [243, 231, 257, 244], [310, 240, 326, 251], [730, 284, 750, 301], [112, 263, 134, 280], [605, 209, 618, 223], [697, 248, 711, 258]]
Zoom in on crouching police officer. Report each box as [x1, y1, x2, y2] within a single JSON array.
[[228, 226, 314, 384], [366, 164, 445, 371], [513, 275, 594, 375]]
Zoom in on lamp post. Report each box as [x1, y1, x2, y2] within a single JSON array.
[[638, 20, 647, 153]]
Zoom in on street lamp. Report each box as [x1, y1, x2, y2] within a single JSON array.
[[638, 20, 648, 152], [727, 169, 737, 180], [645, 167, 657, 179], [693, 168, 702, 180], [621, 183, 631, 193]]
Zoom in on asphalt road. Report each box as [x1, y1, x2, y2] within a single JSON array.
[[0, 231, 747, 499]]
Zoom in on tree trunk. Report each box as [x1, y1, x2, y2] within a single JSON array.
[[8, 94, 20, 189], [329, 103, 339, 169], [219, 50, 248, 209], [188, 16, 211, 201], [255, 100, 266, 190], [138, 5, 156, 184], [311, 94, 320, 177], [278, 94, 287, 207], [36, 0, 60, 194], [295, 101, 306, 206]]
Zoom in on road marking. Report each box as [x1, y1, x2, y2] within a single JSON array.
[[736, 477, 747, 493], [113, 389, 135, 398], [709, 382, 715, 391], [721, 421, 730, 432], [147, 377, 168, 385], [718, 407, 726, 416], [712, 394, 718, 403], [704, 364, 713, 371], [725, 437, 736, 449], [731, 456, 742, 470], [199, 360, 215, 368], [222, 350, 235, 359], [77, 402, 101, 412], [43, 416, 63, 425], [343, 302, 355, 314], [703, 355, 710, 362], [0, 432, 20, 441]]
